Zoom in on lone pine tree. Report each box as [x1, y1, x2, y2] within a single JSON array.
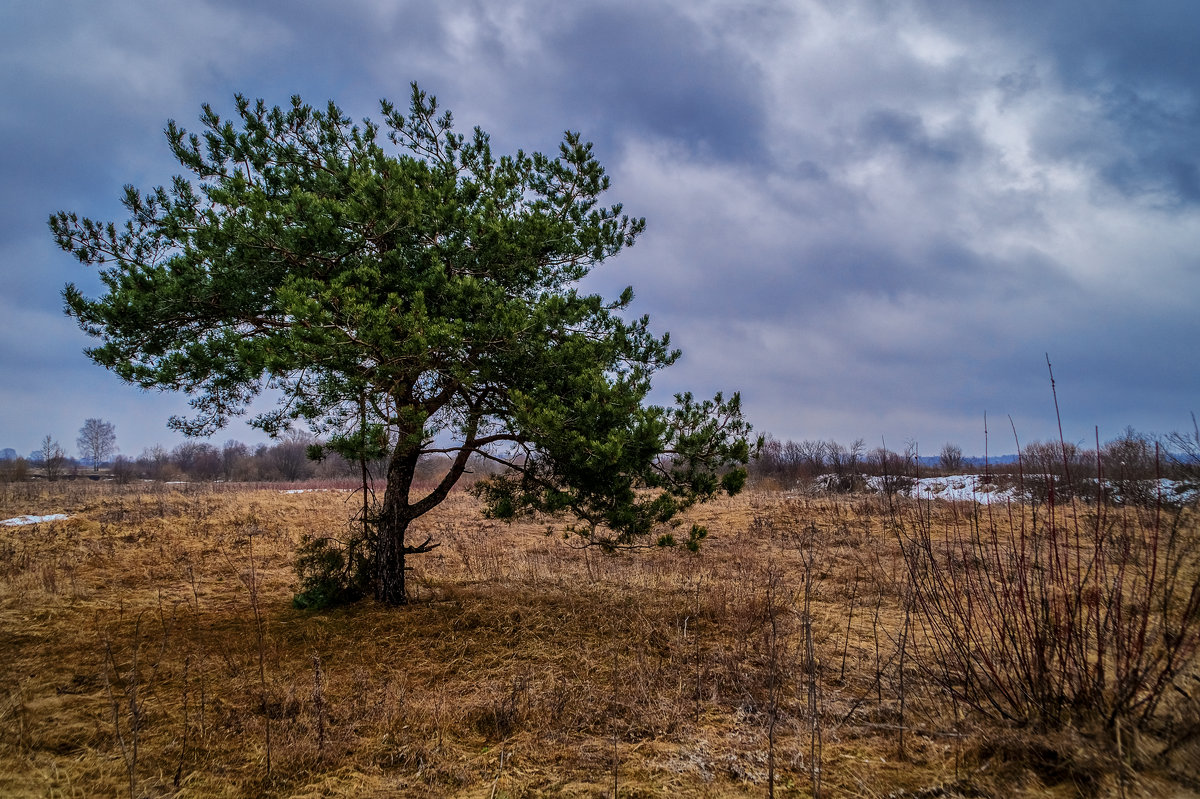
[[50, 85, 755, 605]]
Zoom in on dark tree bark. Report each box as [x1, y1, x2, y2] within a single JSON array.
[[375, 427, 474, 605], [376, 441, 419, 604]]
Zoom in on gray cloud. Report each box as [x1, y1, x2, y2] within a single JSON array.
[[2, 0, 1197, 458], [916, 0, 1200, 209]]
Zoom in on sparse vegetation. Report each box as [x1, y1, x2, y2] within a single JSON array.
[[897, 486, 1200, 765], [1, 479, 1197, 797]]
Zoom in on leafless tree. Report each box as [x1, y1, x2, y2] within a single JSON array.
[[172, 442, 221, 481], [269, 430, 315, 482], [939, 443, 963, 473], [1165, 414, 1200, 485], [221, 439, 249, 481], [795, 439, 827, 476], [77, 418, 117, 472], [40, 435, 67, 481], [138, 445, 171, 481]]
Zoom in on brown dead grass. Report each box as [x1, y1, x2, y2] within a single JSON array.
[[0, 482, 1197, 798]]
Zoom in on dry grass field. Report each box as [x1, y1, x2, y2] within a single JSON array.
[[1, 480, 1198, 798]]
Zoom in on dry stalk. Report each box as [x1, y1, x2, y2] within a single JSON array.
[[897, 572, 912, 761], [243, 526, 272, 779], [610, 642, 620, 798], [488, 743, 507, 799], [802, 548, 823, 798], [312, 653, 327, 759], [173, 654, 191, 788], [839, 567, 859, 683], [102, 611, 146, 799], [764, 563, 782, 799]]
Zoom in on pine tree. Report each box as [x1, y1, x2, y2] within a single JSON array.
[[50, 84, 756, 605]]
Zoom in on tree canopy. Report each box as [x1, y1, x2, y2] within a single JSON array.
[[50, 84, 756, 605]]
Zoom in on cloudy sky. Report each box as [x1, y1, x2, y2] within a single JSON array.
[[2, 0, 1198, 459]]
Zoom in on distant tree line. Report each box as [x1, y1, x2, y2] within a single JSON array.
[[0, 422, 506, 487], [5, 418, 1199, 500], [752, 436, 930, 488], [0, 429, 482, 486], [0, 418, 118, 484], [109, 432, 392, 484], [750, 423, 1200, 499]]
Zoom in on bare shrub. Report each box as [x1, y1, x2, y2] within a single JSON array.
[[898, 493, 1200, 760], [1019, 438, 1100, 502], [1165, 414, 1200, 490], [868, 446, 916, 498], [0, 457, 28, 484], [939, 443, 964, 473], [39, 435, 67, 482], [827, 439, 865, 477]]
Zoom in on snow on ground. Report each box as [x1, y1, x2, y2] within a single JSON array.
[[1167, 482, 1200, 503], [908, 475, 1022, 505], [1, 514, 70, 526], [280, 488, 351, 494], [822, 475, 1198, 506], [910, 475, 1198, 505]]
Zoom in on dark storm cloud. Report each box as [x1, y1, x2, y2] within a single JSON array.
[[1, 0, 1197, 457], [922, 0, 1200, 209], [856, 109, 981, 169], [352, 1, 778, 167], [545, 4, 768, 162]]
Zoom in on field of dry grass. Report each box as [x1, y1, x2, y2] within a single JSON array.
[[1, 480, 1197, 798]]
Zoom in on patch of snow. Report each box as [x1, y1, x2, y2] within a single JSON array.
[[2, 514, 70, 527], [280, 488, 349, 494], [1102, 478, 1199, 505], [911, 474, 1021, 505], [857, 474, 1196, 506]]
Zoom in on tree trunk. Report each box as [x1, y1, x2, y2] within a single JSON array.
[[375, 511, 410, 605], [372, 418, 474, 606], [375, 441, 421, 606]]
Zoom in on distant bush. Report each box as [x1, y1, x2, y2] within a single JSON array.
[[939, 443, 963, 473], [811, 473, 865, 493], [111, 455, 135, 484], [0, 457, 28, 484]]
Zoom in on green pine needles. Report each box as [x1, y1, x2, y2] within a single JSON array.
[[50, 84, 758, 605]]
